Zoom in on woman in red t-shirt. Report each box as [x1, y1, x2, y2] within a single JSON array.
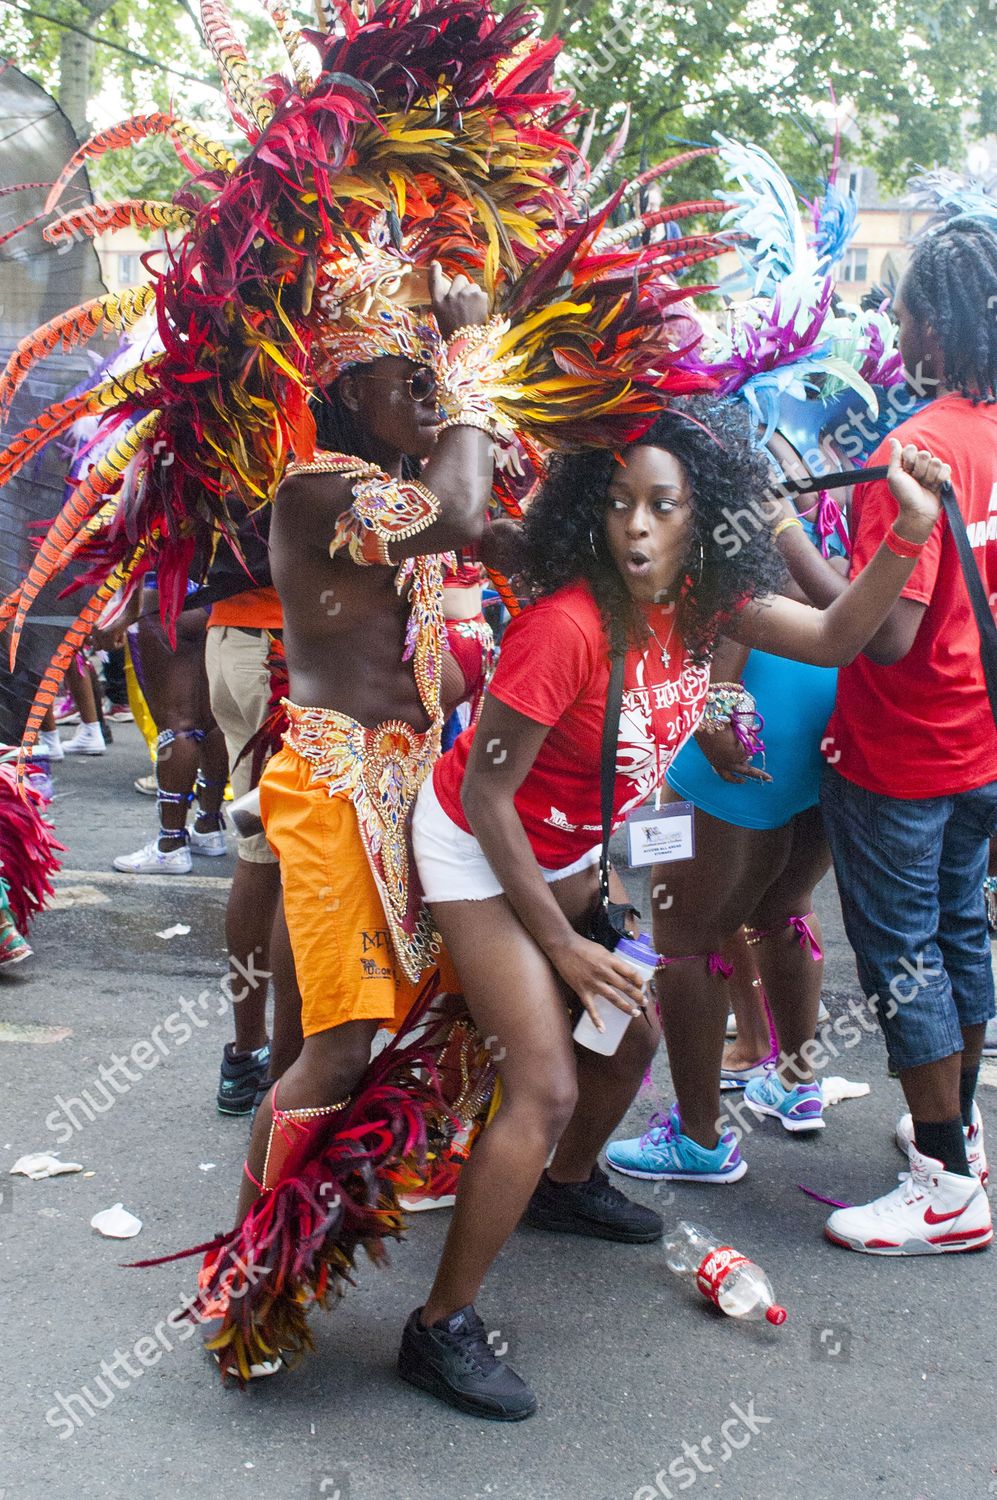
[[400, 395, 950, 1419]]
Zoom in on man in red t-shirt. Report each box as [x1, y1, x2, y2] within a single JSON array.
[[820, 216, 997, 1256]]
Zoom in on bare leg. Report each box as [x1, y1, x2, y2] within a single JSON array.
[[420, 890, 579, 1327], [548, 1010, 660, 1182], [548, 864, 661, 1179], [66, 656, 99, 724], [136, 604, 215, 851], [722, 931, 772, 1071], [746, 804, 831, 1090], [651, 794, 793, 1148], [268, 892, 304, 1080], [899, 1053, 962, 1122], [235, 1018, 379, 1223], [226, 859, 280, 1054], [193, 733, 229, 829]]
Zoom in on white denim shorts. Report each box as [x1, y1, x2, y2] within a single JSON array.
[[412, 775, 601, 904]]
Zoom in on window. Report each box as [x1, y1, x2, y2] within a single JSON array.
[[118, 253, 139, 282], [841, 248, 869, 283]]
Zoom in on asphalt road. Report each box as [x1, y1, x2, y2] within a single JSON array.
[[1, 721, 995, 1500]]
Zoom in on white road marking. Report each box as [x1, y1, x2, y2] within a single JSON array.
[[53, 868, 232, 890]]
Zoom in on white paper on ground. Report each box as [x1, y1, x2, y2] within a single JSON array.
[[9, 1152, 83, 1176], [10, 1152, 83, 1179], [821, 1076, 871, 1108], [90, 1203, 142, 1238], [155, 923, 191, 939]]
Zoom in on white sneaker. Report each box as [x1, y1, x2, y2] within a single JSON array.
[[28, 729, 64, 762], [189, 825, 227, 857], [825, 1146, 993, 1255], [113, 838, 192, 875], [895, 1103, 988, 1185], [62, 723, 106, 756]]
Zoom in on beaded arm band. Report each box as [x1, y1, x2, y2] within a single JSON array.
[[698, 680, 766, 760], [284, 452, 441, 567], [437, 318, 515, 444]]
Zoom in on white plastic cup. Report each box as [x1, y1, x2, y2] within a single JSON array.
[[573, 933, 661, 1056]]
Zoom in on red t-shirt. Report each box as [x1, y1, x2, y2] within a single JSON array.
[[825, 393, 997, 797], [433, 581, 710, 867]]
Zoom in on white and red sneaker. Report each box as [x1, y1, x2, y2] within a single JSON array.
[[825, 1146, 993, 1256], [895, 1103, 988, 1185], [399, 1148, 463, 1212]]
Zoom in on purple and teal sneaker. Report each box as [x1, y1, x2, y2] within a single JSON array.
[[606, 1105, 747, 1184], [744, 1073, 824, 1133]]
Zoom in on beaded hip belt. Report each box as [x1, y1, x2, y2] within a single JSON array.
[[282, 701, 441, 982]]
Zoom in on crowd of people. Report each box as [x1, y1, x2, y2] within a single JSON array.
[[1, 0, 996, 1427]]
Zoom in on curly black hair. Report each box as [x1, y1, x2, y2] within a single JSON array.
[[902, 215, 997, 404], [522, 395, 787, 662]]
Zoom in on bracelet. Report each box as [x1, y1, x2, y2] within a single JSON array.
[[772, 516, 803, 540], [883, 526, 926, 560], [699, 681, 756, 732], [438, 316, 516, 445], [699, 681, 766, 763]]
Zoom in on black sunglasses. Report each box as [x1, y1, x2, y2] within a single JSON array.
[[364, 365, 438, 402]]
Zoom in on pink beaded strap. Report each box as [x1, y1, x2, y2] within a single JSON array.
[[657, 950, 734, 979], [745, 912, 823, 961]]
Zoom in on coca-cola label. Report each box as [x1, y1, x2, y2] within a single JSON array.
[[695, 1246, 750, 1305]]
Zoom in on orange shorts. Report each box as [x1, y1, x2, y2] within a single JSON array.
[[260, 746, 456, 1037]]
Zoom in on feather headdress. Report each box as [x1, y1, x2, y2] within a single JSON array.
[[904, 164, 997, 236], [705, 134, 902, 445], [0, 0, 723, 758]]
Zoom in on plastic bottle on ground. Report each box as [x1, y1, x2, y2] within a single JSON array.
[[663, 1220, 787, 1324]]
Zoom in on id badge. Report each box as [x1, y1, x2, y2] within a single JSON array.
[[625, 801, 695, 867]]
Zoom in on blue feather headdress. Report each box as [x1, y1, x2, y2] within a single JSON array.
[[706, 134, 903, 449]]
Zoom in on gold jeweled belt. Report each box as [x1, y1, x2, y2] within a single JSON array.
[[282, 701, 441, 981]]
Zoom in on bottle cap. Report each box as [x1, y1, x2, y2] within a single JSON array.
[[765, 1305, 788, 1325], [615, 932, 662, 966]]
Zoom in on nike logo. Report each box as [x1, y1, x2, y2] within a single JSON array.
[[923, 1204, 969, 1224]]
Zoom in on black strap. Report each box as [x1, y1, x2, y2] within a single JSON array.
[[598, 653, 626, 903], [937, 480, 997, 726], [782, 463, 888, 495]]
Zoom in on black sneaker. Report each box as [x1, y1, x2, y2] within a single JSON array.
[[216, 1041, 271, 1115], [521, 1164, 663, 1243], [398, 1305, 537, 1421]]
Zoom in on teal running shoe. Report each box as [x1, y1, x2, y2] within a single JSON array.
[[744, 1073, 824, 1133], [606, 1106, 747, 1184]]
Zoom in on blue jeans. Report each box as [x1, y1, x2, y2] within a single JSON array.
[[820, 765, 997, 1071]]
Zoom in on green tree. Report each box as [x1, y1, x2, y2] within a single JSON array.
[[4, 0, 992, 204], [1, 0, 280, 197], [523, 0, 996, 198]]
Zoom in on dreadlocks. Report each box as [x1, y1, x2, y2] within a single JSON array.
[[902, 215, 997, 404]]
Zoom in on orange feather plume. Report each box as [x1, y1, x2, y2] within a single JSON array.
[[0, 362, 162, 491], [18, 552, 144, 784], [4, 413, 159, 667], [45, 114, 177, 213], [43, 201, 194, 247], [0, 286, 156, 422]]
